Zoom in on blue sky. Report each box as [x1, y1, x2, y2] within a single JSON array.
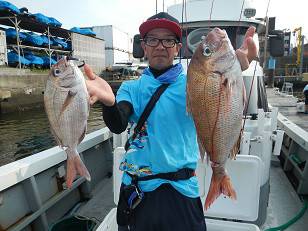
[[6, 0, 308, 43]]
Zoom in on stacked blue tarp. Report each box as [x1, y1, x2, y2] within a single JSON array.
[[51, 37, 68, 49], [40, 35, 49, 46], [31, 13, 50, 25], [0, 1, 21, 14], [7, 51, 30, 66], [41, 56, 57, 67], [5, 28, 27, 41], [24, 32, 44, 46], [70, 27, 96, 36], [48, 17, 62, 27], [40, 35, 53, 47], [31, 13, 62, 27], [66, 41, 72, 50], [24, 51, 44, 66]]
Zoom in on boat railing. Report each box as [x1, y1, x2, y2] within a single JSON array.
[[0, 127, 113, 231], [277, 113, 308, 194]]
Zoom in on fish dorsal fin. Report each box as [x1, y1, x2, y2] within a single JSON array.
[[60, 90, 77, 115]]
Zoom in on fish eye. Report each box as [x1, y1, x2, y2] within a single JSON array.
[[53, 68, 61, 77], [203, 46, 212, 57]]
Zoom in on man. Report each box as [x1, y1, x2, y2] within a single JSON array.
[[84, 12, 257, 231]]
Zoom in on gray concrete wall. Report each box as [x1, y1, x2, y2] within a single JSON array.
[[0, 73, 48, 114]]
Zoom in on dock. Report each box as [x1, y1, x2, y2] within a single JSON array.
[[0, 89, 11, 101], [266, 88, 308, 132]]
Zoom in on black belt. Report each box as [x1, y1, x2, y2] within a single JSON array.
[[126, 168, 195, 184]]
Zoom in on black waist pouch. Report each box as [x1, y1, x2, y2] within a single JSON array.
[[116, 184, 144, 226], [116, 168, 194, 226]]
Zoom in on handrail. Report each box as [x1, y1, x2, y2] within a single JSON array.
[[277, 113, 308, 151]]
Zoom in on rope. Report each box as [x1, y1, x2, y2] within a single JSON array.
[[208, 0, 215, 31], [184, 0, 189, 68], [180, 0, 185, 63], [234, 0, 246, 49], [242, 0, 271, 129]]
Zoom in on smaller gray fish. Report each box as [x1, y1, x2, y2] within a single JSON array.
[[44, 57, 91, 188]]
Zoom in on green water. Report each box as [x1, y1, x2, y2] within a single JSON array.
[[0, 104, 105, 167]]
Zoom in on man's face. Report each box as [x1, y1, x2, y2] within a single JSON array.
[[141, 28, 182, 70]]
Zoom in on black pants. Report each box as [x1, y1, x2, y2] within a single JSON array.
[[118, 183, 207, 231], [304, 90, 308, 105]]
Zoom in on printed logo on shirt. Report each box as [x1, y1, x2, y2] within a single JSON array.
[[126, 121, 149, 152], [119, 160, 153, 176]]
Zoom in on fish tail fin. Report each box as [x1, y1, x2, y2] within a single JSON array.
[[66, 148, 91, 188], [205, 173, 236, 210]]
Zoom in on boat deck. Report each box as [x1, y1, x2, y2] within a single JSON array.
[[74, 88, 308, 230], [76, 163, 308, 231], [266, 88, 308, 132]]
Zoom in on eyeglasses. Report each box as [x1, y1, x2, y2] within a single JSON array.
[[143, 37, 178, 48]]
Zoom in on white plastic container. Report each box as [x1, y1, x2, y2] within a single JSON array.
[[297, 102, 305, 113], [97, 147, 261, 231]]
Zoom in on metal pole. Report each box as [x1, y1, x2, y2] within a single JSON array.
[[156, 0, 158, 14], [14, 17, 21, 69], [263, 16, 269, 69], [299, 35, 304, 76], [47, 26, 51, 68]]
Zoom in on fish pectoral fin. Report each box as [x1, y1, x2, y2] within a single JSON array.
[[78, 126, 87, 145], [60, 90, 77, 115], [197, 136, 206, 161], [231, 129, 243, 159], [50, 124, 63, 147], [242, 81, 247, 109]]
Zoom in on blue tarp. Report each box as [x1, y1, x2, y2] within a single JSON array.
[[24, 52, 44, 65], [7, 51, 30, 66], [40, 35, 53, 46], [0, 1, 20, 14], [51, 37, 68, 49], [24, 32, 44, 46], [31, 13, 62, 27], [41, 56, 57, 67], [48, 17, 62, 27], [70, 27, 96, 36], [5, 28, 27, 40], [32, 13, 50, 25]]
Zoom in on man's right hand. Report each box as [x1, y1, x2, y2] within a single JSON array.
[[84, 64, 115, 106]]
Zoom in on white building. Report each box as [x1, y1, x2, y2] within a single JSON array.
[[90, 25, 133, 68]]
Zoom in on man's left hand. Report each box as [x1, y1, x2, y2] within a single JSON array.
[[236, 26, 258, 71]]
